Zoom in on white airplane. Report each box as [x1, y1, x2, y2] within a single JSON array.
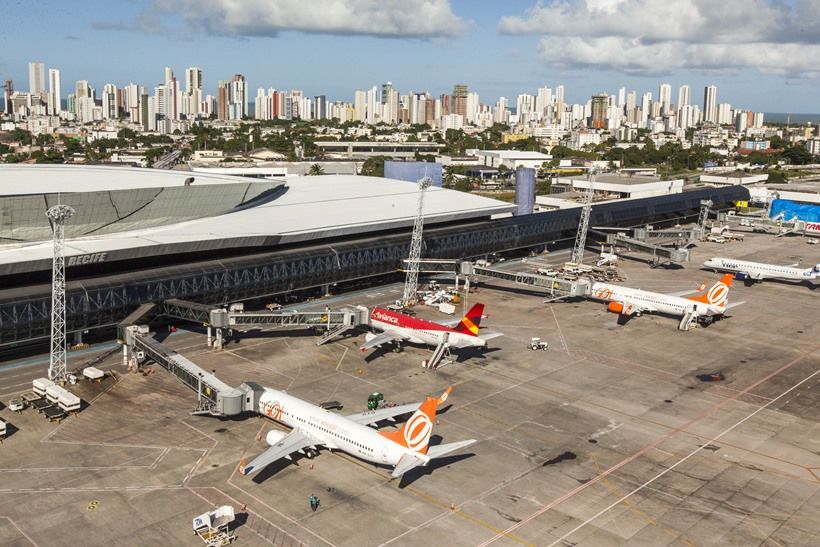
[[361, 303, 502, 353], [239, 386, 475, 478], [703, 257, 820, 283], [588, 273, 742, 325]]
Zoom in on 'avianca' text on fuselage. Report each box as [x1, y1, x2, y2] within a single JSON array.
[[364, 303, 491, 350], [703, 257, 820, 282]]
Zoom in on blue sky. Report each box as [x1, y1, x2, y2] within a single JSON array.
[[2, 0, 819, 112]]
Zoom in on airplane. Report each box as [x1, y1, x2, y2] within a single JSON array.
[[703, 257, 820, 283], [587, 273, 742, 326], [361, 303, 502, 353], [239, 386, 475, 478]]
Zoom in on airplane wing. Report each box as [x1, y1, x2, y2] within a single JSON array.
[[436, 318, 462, 328], [240, 431, 314, 476], [617, 298, 654, 316], [360, 330, 407, 351], [344, 403, 419, 426], [666, 288, 700, 297], [479, 332, 504, 342], [391, 451, 429, 478], [427, 439, 476, 459]]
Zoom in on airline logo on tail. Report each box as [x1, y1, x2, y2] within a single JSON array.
[[686, 274, 734, 307], [453, 304, 484, 336], [380, 387, 451, 454]]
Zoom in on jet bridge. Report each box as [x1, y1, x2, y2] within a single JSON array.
[[462, 263, 591, 302], [604, 233, 690, 266], [160, 299, 369, 349], [122, 324, 264, 416]]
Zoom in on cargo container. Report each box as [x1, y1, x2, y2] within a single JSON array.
[[45, 384, 63, 404], [33, 378, 55, 397], [58, 390, 81, 413]]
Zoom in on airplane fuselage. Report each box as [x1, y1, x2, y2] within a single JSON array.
[[704, 257, 820, 282], [370, 309, 485, 349], [258, 389, 410, 467], [589, 282, 725, 317]]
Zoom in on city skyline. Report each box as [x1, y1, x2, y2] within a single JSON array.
[[2, 0, 820, 113]]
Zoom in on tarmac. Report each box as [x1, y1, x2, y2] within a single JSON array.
[[0, 231, 818, 546]]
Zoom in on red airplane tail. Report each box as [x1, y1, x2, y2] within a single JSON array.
[[452, 303, 484, 336]]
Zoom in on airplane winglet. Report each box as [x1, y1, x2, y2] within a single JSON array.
[[437, 386, 453, 406]]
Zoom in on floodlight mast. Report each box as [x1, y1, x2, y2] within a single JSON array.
[[401, 177, 433, 306], [571, 168, 597, 265], [47, 204, 75, 383]]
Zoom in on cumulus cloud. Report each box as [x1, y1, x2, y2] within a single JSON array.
[[97, 0, 466, 39], [500, 0, 820, 76]]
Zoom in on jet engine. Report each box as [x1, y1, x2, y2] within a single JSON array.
[[607, 302, 624, 314]]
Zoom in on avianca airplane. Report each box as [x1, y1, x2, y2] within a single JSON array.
[[240, 386, 475, 478], [588, 273, 742, 324], [361, 303, 503, 352], [703, 257, 820, 283]]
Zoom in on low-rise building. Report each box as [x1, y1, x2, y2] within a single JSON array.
[[553, 173, 683, 200], [700, 172, 769, 186], [474, 150, 551, 170]]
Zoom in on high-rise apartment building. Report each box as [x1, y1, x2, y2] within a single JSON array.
[[217, 80, 229, 120], [48, 68, 61, 116], [3, 80, 12, 114], [703, 85, 717, 123], [229, 74, 247, 119], [314, 95, 327, 120], [102, 84, 118, 119], [590, 93, 609, 129], [536, 86, 552, 117], [365, 86, 378, 124], [185, 67, 202, 118], [28, 62, 45, 95], [353, 90, 366, 121], [658, 83, 672, 115], [452, 84, 468, 120], [677, 85, 690, 108]]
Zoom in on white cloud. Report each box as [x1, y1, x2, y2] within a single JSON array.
[[137, 0, 466, 38], [500, 0, 820, 76]]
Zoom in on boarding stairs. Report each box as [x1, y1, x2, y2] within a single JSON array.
[[316, 322, 355, 346], [679, 308, 700, 331], [424, 333, 453, 370]]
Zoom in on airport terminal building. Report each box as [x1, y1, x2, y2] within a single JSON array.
[[0, 165, 749, 348]]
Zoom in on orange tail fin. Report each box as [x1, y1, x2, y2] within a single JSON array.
[[452, 303, 484, 336], [686, 273, 734, 306], [379, 387, 451, 454]]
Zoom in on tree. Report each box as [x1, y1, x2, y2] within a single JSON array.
[[454, 177, 473, 193], [8, 128, 33, 145], [782, 145, 813, 165], [766, 169, 788, 183], [361, 156, 385, 177], [35, 133, 54, 147], [769, 135, 787, 150], [308, 163, 325, 176]]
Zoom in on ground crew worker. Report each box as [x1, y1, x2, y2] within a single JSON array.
[[309, 494, 320, 512]]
